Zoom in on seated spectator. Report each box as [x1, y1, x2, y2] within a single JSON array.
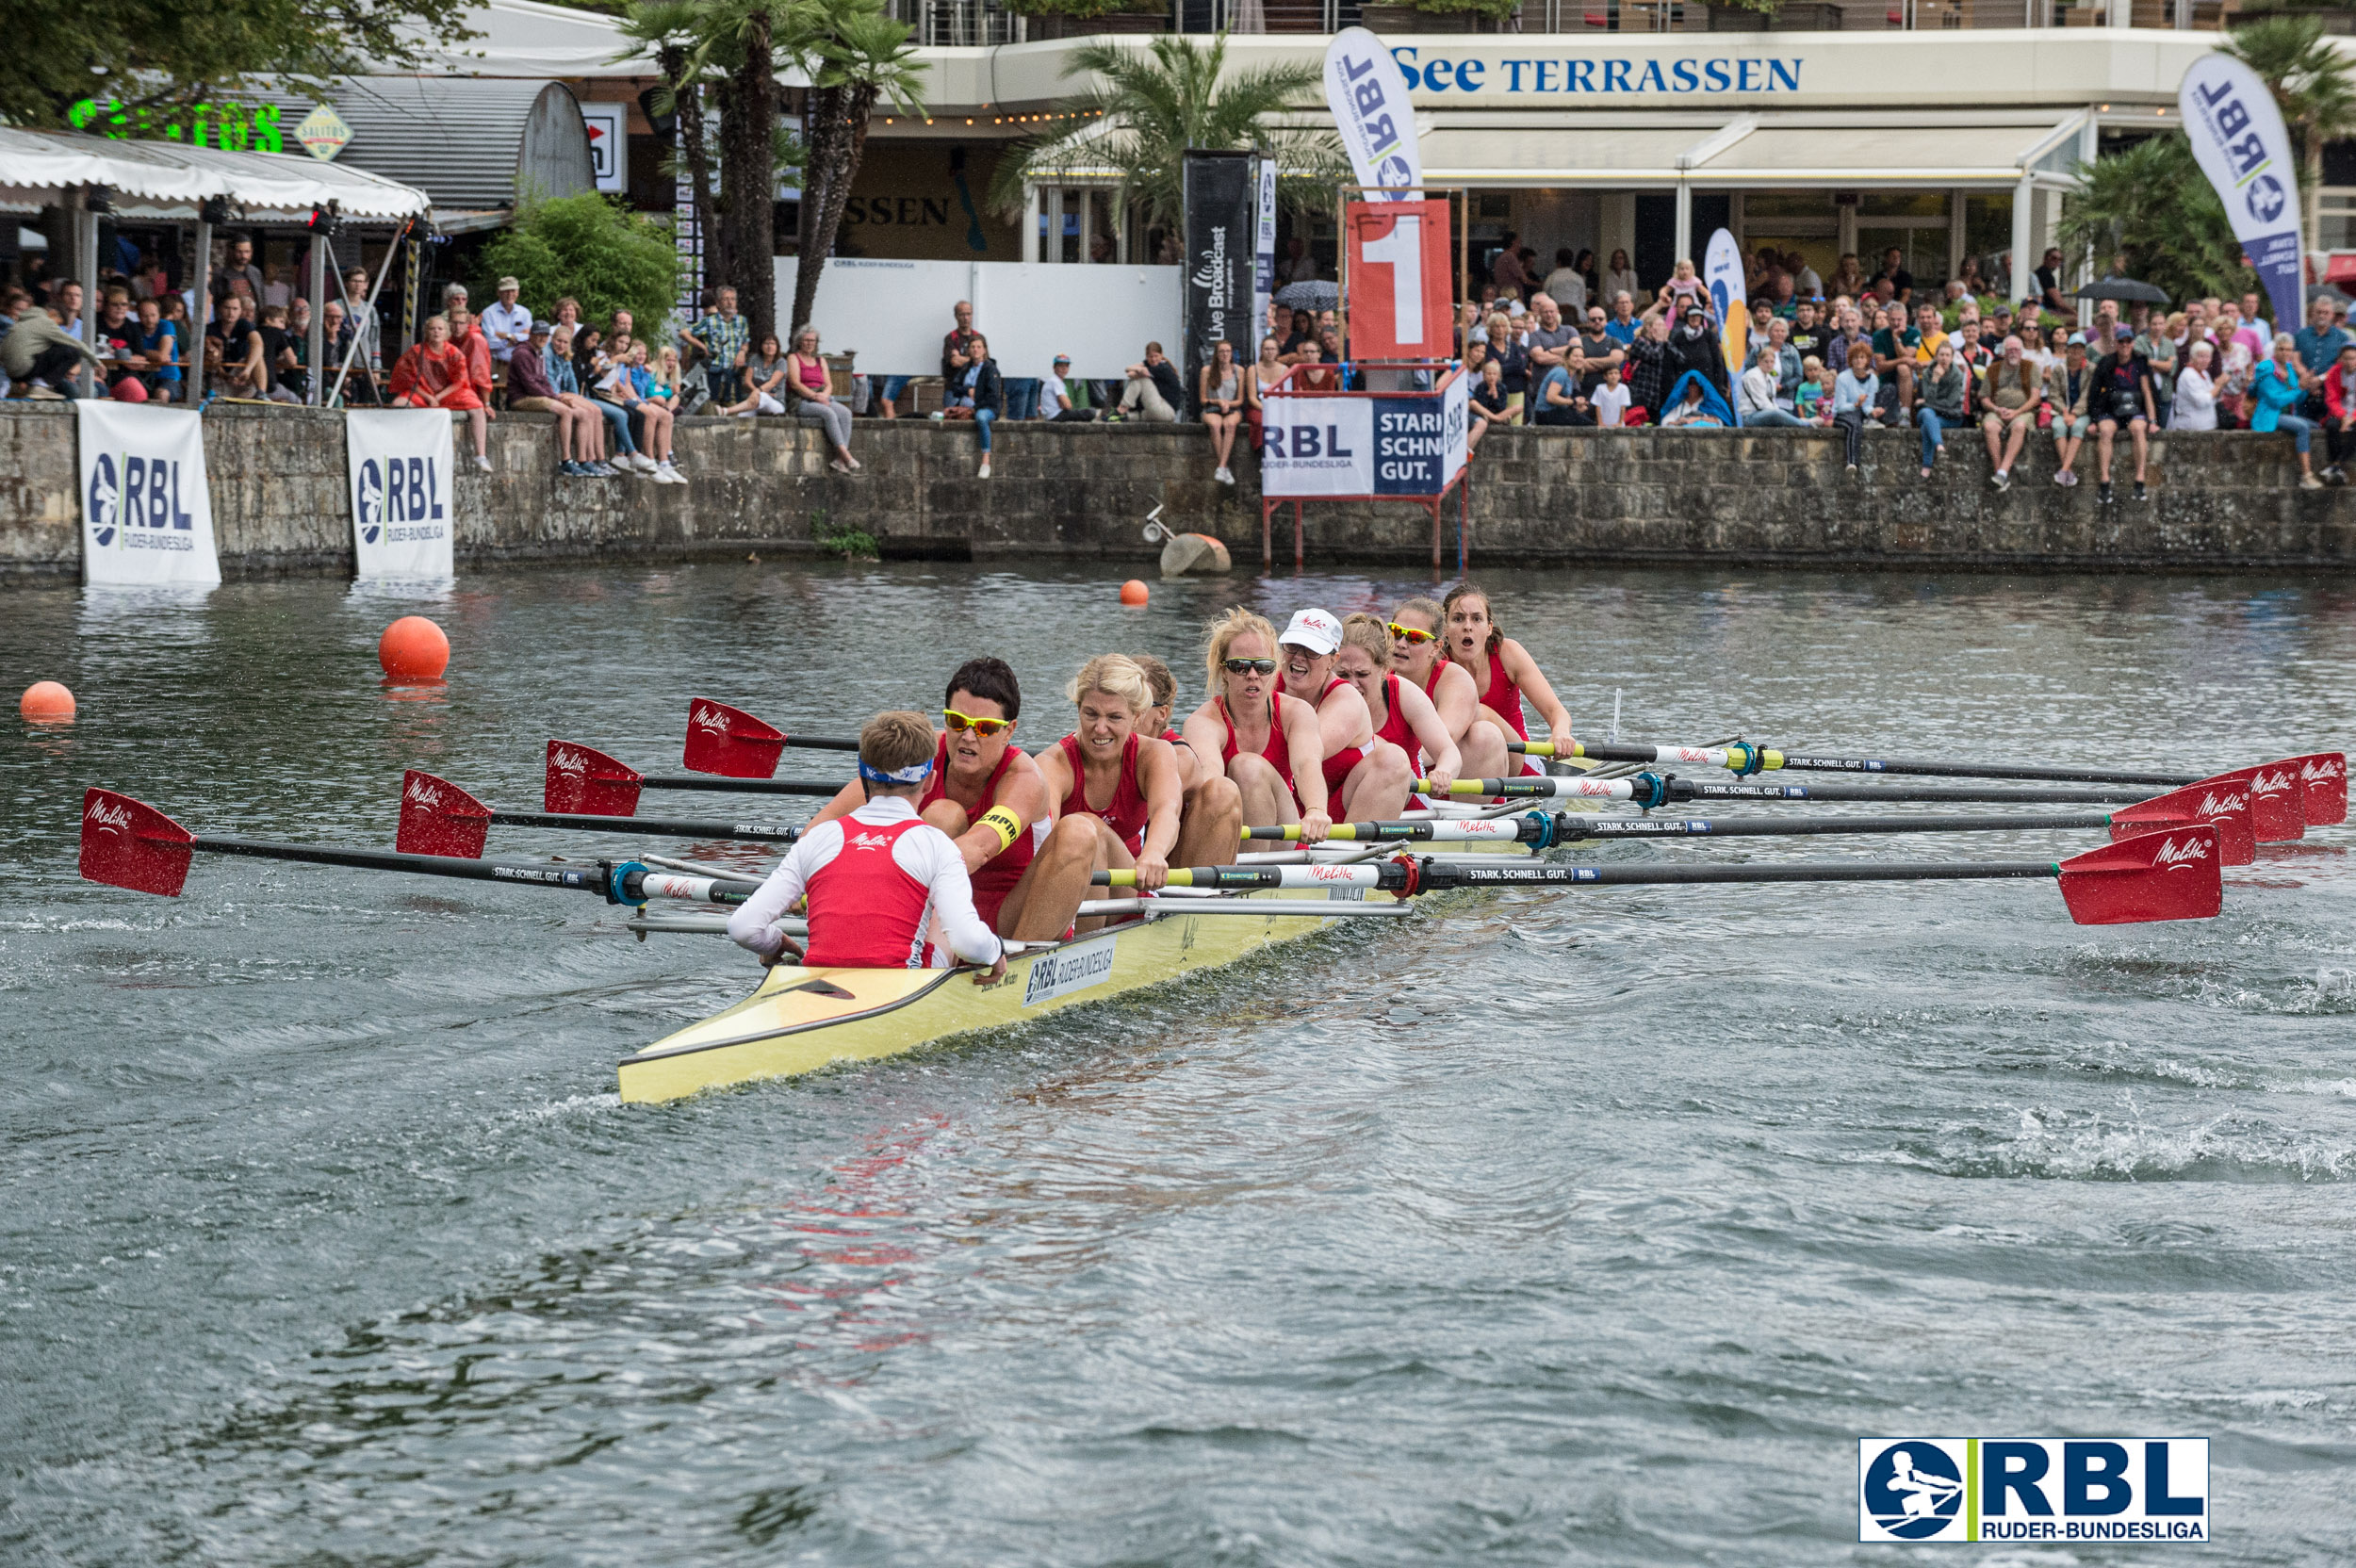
[[1199, 338, 1244, 483], [2250, 333, 2317, 489], [388, 316, 490, 467], [1737, 352, 1807, 428], [1978, 338, 2039, 491], [1575, 304, 1623, 395], [1590, 361, 1631, 428], [1830, 341, 1879, 471], [1660, 371, 1727, 428], [2136, 315, 2178, 429], [602, 337, 681, 480], [2046, 335, 2093, 488], [937, 328, 998, 477], [1604, 290, 1640, 346], [1870, 302, 1920, 420], [445, 302, 498, 464], [588, 333, 664, 476], [1530, 353, 1593, 426], [726, 333, 791, 416], [510, 319, 598, 479], [1525, 295, 1575, 389], [2, 289, 103, 398], [1916, 340, 1969, 481], [2088, 323, 2157, 503], [1466, 356, 1512, 450], [1041, 352, 1088, 423], [1753, 316, 1800, 414], [1281, 307, 1319, 365], [544, 324, 620, 476], [1113, 341, 1183, 423], [2321, 340, 2356, 484], [127, 296, 181, 403], [2172, 339, 2218, 434]]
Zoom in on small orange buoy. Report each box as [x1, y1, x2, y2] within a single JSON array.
[[379, 616, 450, 682], [20, 680, 74, 722], [1120, 580, 1150, 607]]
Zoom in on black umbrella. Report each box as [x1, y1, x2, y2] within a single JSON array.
[[1274, 280, 1340, 311], [2072, 277, 2170, 304]]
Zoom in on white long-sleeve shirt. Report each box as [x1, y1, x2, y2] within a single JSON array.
[[725, 795, 1002, 968], [2171, 367, 2217, 431]]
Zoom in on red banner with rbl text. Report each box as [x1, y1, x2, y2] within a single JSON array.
[[1345, 200, 1453, 361]]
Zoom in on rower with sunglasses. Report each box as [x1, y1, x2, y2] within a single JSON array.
[[805, 657, 1084, 941], [1269, 608, 1417, 824], [1384, 596, 1513, 784], [1180, 609, 1332, 841]]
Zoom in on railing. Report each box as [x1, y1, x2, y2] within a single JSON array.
[[898, 0, 1020, 46], [1150, 0, 2250, 30]]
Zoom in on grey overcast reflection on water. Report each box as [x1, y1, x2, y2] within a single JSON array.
[[2, 563, 2353, 1567]]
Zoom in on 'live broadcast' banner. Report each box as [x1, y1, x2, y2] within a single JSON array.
[[76, 401, 221, 587], [1261, 379, 1467, 498], [346, 410, 455, 580]]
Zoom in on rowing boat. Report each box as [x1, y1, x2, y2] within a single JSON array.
[[616, 885, 1405, 1102]]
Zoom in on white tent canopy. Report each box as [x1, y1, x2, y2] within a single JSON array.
[[0, 127, 432, 219], [420, 0, 656, 78]]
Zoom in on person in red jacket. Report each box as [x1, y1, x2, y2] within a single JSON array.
[[2322, 340, 2356, 485], [388, 315, 491, 472]]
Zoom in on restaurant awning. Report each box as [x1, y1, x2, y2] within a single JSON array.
[[0, 127, 432, 219], [1418, 123, 1705, 188]]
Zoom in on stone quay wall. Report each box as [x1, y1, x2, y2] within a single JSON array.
[[5, 401, 2354, 579]]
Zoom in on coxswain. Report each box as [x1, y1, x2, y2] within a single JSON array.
[[1272, 608, 1415, 820], [1438, 581, 1576, 766], [807, 657, 1089, 941], [727, 710, 1006, 982], [1384, 596, 1511, 782], [1180, 608, 1331, 841], [1129, 652, 1244, 863], [1336, 613, 1460, 801]]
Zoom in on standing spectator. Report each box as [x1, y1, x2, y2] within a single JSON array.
[[1589, 361, 1631, 429], [1043, 352, 1094, 422], [1873, 247, 1914, 304], [1112, 341, 1184, 421], [2018, 320, 2056, 379], [2172, 340, 2218, 433], [1525, 295, 1575, 388], [1466, 356, 1513, 450], [209, 295, 269, 399], [480, 277, 533, 373], [1664, 303, 1728, 400], [1482, 310, 1529, 414], [1787, 299, 1828, 368], [1491, 231, 1529, 299], [686, 286, 749, 410], [1978, 337, 2040, 491], [1625, 314, 1671, 422], [2134, 313, 2177, 429], [1794, 356, 1829, 421], [2034, 248, 2066, 317], [726, 332, 790, 416], [935, 327, 999, 477], [210, 235, 265, 311], [52, 281, 85, 341], [1198, 338, 1245, 484], [2292, 294, 2350, 418], [1916, 340, 1968, 480], [1604, 290, 1640, 346], [2046, 335, 2094, 487], [2319, 340, 2356, 483], [262, 262, 291, 311], [1601, 250, 1640, 308], [1831, 341, 1879, 472], [388, 316, 492, 470], [1543, 249, 1588, 313], [1659, 258, 1707, 315], [941, 299, 979, 385], [1280, 236, 1318, 285], [2250, 334, 2320, 488]]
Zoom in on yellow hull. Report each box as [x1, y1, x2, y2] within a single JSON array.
[[618, 888, 1384, 1103]]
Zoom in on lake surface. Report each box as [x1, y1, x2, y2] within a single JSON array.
[[3, 562, 2352, 1565]]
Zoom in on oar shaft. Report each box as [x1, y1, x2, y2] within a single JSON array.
[[192, 833, 609, 891], [1572, 811, 2116, 840], [638, 774, 846, 798], [490, 808, 801, 844], [1427, 859, 2059, 889], [778, 735, 861, 752], [1768, 750, 2193, 787], [1422, 776, 2149, 805]]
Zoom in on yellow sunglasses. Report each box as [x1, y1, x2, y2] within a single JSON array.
[[1387, 622, 1437, 645], [942, 708, 1014, 738]]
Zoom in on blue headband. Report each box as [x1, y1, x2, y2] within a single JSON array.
[[859, 759, 934, 787]]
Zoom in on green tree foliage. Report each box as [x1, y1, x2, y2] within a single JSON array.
[[6, 0, 474, 129], [2060, 134, 2258, 307], [476, 193, 684, 336], [2221, 15, 2356, 239], [990, 34, 1347, 232], [788, 0, 925, 334]]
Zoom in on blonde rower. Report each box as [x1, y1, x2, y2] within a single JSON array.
[[1180, 608, 1331, 841], [1030, 656, 1182, 929], [1385, 596, 1511, 781], [1336, 613, 1460, 801], [1134, 652, 1246, 854], [1439, 580, 1576, 768]]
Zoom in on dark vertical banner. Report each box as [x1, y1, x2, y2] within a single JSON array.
[[1182, 151, 1255, 420]]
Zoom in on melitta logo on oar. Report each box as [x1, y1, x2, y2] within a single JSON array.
[[2152, 836, 2211, 865], [84, 795, 136, 835], [680, 697, 787, 778]]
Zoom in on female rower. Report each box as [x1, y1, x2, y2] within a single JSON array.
[[1034, 658, 1184, 916], [1336, 614, 1459, 802], [1180, 608, 1331, 841], [1272, 608, 1415, 821], [1384, 596, 1511, 782], [1439, 581, 1576, 770], [1133, 652, 1246, 858]]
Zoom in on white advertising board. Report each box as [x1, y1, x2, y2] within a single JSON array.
[[346, 409, 456, 581], [75, 401, 221, 587], [775, 257, 1181, 380]]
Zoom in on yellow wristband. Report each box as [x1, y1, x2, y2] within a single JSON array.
[[978, 805, 1022, 855]]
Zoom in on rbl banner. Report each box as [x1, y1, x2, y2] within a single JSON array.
[[345, 409, 455, 581], [75, 401, 221, 587], [1346, 200, 1452, 361]]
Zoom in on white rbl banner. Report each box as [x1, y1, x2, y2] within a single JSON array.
[[75, 401, 221, 587], [1261, 378, 1467, 498], [346, 409, 455, 581]]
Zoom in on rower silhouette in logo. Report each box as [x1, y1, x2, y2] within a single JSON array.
[[357, 458, 384, 545], [2247, 172, 2287, 225], [88, 451, 120, 547], [1863, 1443, 1964, 1539]]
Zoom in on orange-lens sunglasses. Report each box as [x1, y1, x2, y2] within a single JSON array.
[[942, 708, 1014, 738]]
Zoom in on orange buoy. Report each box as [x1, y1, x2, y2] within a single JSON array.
[[378, 616, 450, 682], [20, 680, 75, 722], [1120, 580, 1150, 606]]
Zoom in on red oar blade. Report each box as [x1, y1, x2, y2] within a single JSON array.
[[79, 788, 196, 896], [682, 697, 784, 778], [2283, 752, 2347, 828], [396, 770, 494, 858], [2110, 782, 2256, 866], [2057, 825, 2222, 925], [2200, 765, 2304, 842], [545, 740, 644, 816]]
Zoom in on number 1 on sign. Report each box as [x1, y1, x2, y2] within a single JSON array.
[[1361, 215, 1423, 348]]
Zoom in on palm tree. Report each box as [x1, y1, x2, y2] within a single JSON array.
[[989, 33, 1346, 239], [2222, 15, 2356, 245], [785, 0, 925, 335], [617, 2, 718, 298], [2059, 134, 2255, 308]]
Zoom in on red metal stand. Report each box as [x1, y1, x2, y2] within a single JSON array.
[[1260, 466, 1469, 574]]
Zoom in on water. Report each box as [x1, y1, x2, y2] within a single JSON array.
[[3, 563, 2353, 1566]]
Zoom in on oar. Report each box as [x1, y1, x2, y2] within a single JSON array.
[[1242, 779, 2260, 863], [398, 770, 801, 859], [1096, 825, 2224, 925], [80, 788, 762, 909], [1419, 772, 2155, 807], [682, 698, 861, 778], [546, 740, 845, 816], [1513, 742, 2348, 819]]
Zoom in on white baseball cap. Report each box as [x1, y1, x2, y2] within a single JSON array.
[[1279, 609, 1342, 656]]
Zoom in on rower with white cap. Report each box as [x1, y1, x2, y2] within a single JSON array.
[[1272, 608, 1417, 822]]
